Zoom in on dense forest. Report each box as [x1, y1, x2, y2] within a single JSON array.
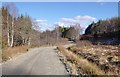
[[85, 18, 120, 35]]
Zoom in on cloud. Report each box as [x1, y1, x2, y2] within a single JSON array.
[[60, 18, 77, 23], [34, 15, 97, 33], [35, 19, 48, 23], [75, 15, 97, 25], [33, 19, 49, 31], [57, 15, 97, 26], [55, 15, 97, 34], [38, 23, 50, 31], [75, 15, 96, 22]]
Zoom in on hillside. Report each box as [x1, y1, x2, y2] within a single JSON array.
[[82, 17, 120, 45]]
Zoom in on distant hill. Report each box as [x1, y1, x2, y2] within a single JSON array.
[[82, 17, 120, 45]]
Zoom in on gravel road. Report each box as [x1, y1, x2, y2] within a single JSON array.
[[2, 46, 68, 75]]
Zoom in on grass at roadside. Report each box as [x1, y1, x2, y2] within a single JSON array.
[[57, 46, 105, 75], [2, 46, 29, 62]]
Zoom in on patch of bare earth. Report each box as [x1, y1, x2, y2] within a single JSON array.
[[57, 41, 120, 76]]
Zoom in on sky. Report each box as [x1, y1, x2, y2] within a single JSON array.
[[1, 0, 120, 2], [2, 2, 118, 33]]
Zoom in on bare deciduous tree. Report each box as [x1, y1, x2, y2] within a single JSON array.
[[5, 3, 18, 47]]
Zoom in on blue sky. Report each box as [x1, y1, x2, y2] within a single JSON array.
[[1, 0, 120, 2], [2, 2, 118, 33]]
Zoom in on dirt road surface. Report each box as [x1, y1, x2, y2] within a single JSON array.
[[2, 46, 68, 75]]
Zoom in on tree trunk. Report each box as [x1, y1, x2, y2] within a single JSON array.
[[28, 37, 31, 46], [22, 37, 25, 45], [7, 14, 10, 47], [25, 38, 27, 45], [7, 29, 10, 47], [10, 17, 14, 47]]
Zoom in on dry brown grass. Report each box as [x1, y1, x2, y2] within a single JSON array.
[[2, 46, 29, 62], [67, 45, 119, 75], [57, 46, 105, 75], [76, 40, 93, 47]]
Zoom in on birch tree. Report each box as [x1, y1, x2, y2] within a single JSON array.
[[6, 5, 11, 47], [7, 3, 18, 47]]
